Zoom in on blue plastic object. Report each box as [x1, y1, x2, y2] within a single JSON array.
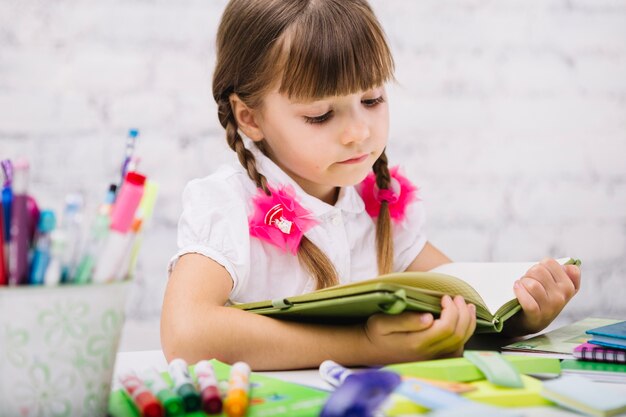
[[320, 370, 401, 417]]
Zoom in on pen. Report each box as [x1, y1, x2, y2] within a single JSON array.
[[92, 172, 145, 283], [8, 159, 30, 285], [29, 210, 56, 285], [120, 128, 140, 186], [1, 159, 13, 276], [224, 361, 251, 417], [58, 193, 83, 283], [44, 229, 65, 286], [74, 184, 116, 284], [194, 360, 223, 415], [142, 368, 185, 417], [0, 206, 6, 285], [168, 358, 202, 412], [119, 373, 164, 417]]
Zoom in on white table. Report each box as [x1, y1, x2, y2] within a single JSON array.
[[114, 350, 626, 417]]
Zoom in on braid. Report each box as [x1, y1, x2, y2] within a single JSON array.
[[217, 99, 269, 194], [217, 97, 338, 289], [372, 150, 394, 275]]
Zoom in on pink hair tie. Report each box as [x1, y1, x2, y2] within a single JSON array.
[[358, 166, 419, 223], [248, 184, 318, 254]]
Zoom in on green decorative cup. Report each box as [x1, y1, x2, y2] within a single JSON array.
[[0, 281, 131, 417]]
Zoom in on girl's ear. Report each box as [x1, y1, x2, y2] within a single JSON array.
[[229, 94, 264, 142]]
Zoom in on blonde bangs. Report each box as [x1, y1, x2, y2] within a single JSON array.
[[275, 1, 394, 100]]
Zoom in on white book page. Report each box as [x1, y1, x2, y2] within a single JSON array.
[[429, 258, 571, 313]]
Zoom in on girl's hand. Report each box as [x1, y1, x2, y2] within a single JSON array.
[[362, 295, 477, 363], [512, 258, 581, 334]]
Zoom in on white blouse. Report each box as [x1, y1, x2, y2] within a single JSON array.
[[169, 143, 427, 304]]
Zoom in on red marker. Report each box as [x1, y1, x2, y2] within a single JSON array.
[[195, 360, 222, 414], [119, 373, 164, 417]]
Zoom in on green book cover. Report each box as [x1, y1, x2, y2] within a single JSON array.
[[108, 359, 328, 417], [233, 259, 579, 334]]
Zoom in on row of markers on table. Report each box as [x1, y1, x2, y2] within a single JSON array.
[[0, 129, 158, 286], [120, 359, 251, 417]]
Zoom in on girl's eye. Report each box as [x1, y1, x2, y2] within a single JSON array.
[[304, 111, 333, 124], [362, 96, 385, 107]]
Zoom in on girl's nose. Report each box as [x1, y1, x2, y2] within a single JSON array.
[[340, 116, 370, 145]]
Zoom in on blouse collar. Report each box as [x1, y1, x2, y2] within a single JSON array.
[[244, 138, 365, 217]]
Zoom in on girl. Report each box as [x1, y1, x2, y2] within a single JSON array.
[[161, 0, 581, 370]]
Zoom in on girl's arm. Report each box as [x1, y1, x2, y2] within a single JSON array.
[[405, 241, 452, 272], [161, 253, 475, 370]]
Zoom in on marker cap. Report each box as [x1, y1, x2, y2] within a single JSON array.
[[178, 383, 201, 412]]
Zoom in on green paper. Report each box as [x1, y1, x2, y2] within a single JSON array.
[[463, 351, 523, 388], [384, 355, 560, 382]]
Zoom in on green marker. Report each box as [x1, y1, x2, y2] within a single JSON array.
[[143, 368, 185, 417], [169, 358, 202, 412]]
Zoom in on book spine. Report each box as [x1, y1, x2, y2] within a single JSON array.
[[573, 346, 626, 364]]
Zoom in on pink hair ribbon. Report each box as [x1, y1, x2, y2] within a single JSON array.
[[248, 184, 318, 254], [358, 166, 419, 223]]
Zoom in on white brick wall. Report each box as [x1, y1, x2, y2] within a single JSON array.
[[1, 0, 625, 323]]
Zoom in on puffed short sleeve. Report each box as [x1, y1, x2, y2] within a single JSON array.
[[167, 169, 251, 290], [392, 199, 427, 272]]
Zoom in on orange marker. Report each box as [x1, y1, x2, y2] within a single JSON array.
[[223, 362, 251, 417]]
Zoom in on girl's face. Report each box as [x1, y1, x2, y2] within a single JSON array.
[[255, 86, 389, 204]]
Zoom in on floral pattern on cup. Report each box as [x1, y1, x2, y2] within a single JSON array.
[[14, 362, 75, 417]]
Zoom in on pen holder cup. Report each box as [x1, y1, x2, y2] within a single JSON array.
[[0, 280, 131, 417]]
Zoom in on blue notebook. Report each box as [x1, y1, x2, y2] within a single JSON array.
[[586, 321, 626, 350]]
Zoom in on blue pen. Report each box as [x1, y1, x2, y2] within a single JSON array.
[[1, 160, 13, 251], [120, 129, 140, 186], [29, 210, 56, 285], [58, 194, 83, 283]]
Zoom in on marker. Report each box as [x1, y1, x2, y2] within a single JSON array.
[[26, 195, 40, 246], [74, 184, 116, 284], [8, 159, 30, 285], [142, 368, 185, 417], [93, 171, 146, 283], [168, 358, 201, 412], [194, 360, 222, 415], [120, 180, 159, 280], [319, 360, 354, 388], [224, 362, 251, 417], [29, 210, 56, 285], [119, 373, 164, 417]]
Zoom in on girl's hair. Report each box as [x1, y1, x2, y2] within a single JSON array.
[[213, 0, 395, 288]]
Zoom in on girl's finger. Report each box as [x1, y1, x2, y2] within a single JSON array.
[[367, 311, 434, 335], [542, 259, 576, 297], [564, 264, 582, 292], [425, 295, 460, 344], [514, 279, 541, 317]]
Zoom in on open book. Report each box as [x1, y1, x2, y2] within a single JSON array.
[[232, 258, 580, 333]]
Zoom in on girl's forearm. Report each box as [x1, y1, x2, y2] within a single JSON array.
[[161, 305, 375, 370]]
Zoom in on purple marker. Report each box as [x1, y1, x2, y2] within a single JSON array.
[[8, 159, 30, 285]]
